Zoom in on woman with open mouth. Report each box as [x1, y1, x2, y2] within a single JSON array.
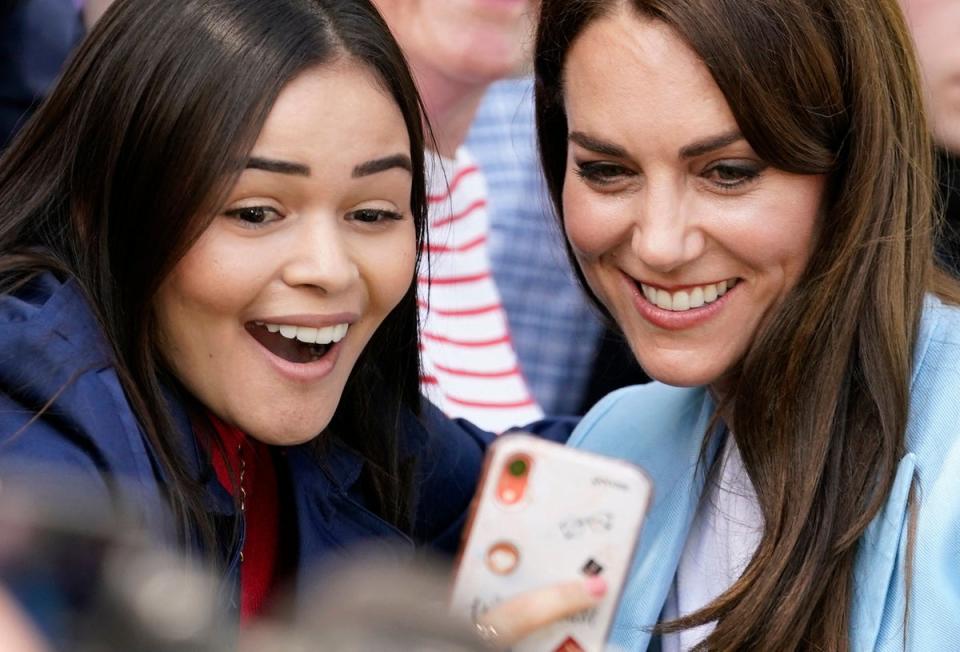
[[0, 0, 598, 643]]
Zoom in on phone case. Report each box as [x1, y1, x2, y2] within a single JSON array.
[[450, 433, 653, 652]]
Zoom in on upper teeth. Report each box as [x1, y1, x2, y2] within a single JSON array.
[[259, 322, 349, 344], [640, 279, 737, 312]]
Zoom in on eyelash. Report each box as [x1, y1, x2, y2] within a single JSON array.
[[348, 208, 404, 224], [573, 160, 765, 191], [223, 205, 281, 228], [703, 163, 764, 190], [222, 206, 405, 229], [574, 161, 630, 186]]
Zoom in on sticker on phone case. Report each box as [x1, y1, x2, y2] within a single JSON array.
[[581, 558, 604, 576], [485, 541, 520, 575], [553, 636, 586, 652], [559, 511, 614, 539]]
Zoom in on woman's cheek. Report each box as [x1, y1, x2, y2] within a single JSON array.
[[562, 185, 631, 262]]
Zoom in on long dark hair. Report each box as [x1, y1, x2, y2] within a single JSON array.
[[536, 0, 959, 649], [0, 0, 427, 550]]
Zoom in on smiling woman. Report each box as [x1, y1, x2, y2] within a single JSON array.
[[559, 17, 826, 389], [0, 0, 480, 632], [535, 0, 960, 649]]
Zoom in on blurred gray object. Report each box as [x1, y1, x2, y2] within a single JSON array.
[[0, 478, 231, 652], [0, 478, 487, 651], [284, 549, 487, 652]]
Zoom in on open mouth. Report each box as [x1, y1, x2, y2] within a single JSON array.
[[637, 278, 740, 312], [246, 321, 349, 364]]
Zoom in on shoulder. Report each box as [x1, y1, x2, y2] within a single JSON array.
[[913, 294, 960, 365], [570, 384, 710, 451], [568, 383, 714, 478], [0, 274, 164, 508], [0, 274, 119, 435], [403, 400, 492, 548], [0, 273, 112, 374]]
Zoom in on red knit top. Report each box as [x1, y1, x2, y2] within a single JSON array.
[[206, 414, 279, 622]]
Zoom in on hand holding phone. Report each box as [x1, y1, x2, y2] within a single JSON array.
[[450, 434, 653, 652]]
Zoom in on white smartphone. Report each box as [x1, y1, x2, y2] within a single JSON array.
[[450, 433, 653, 652]]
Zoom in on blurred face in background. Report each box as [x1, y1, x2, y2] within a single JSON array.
[[901, 0, 960, 153], [372, 0, 537, 85]]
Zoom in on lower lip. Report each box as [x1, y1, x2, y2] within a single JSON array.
[[248, 330, 343, 383], [625, 274, 737, 331]]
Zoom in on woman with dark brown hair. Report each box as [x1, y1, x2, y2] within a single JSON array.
[[534, 0, 960, 649], [0, 0, 439, 624]]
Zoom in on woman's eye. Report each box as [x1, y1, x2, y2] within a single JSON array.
[[223, 205, 282, 227], [704, 163, 763, 189], [574, 161, 632, 186], [349, 208, 404, 224]]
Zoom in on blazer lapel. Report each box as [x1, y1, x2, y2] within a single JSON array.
[[574, 388, 721, 651]]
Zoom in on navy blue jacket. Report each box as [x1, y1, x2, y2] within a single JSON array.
[[0, 273, 576, 612]]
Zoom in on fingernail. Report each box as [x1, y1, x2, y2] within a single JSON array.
[[584, 575, 607, 598]]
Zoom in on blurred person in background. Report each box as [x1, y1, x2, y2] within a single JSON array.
[[372, 0, 548, 431], [0, 0, 595, 645], [0, 0, 84, 149], [81, 0, 113, 26], [901, 0, 960, 274], [466, 75, 599, 416], [0, 0, 117, 150], [422, 0, 648, 420], [468, 70, 650, 417]]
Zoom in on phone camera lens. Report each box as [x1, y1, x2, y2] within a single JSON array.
[[508, 458, 528, 477]]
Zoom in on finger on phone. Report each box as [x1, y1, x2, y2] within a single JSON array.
[[477, 576, 607, 646]]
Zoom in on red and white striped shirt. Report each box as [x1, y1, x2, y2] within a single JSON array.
[[419, 150, 543, 432]]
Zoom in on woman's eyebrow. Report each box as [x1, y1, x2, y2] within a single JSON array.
[[352, 153, 412, 178], [678, 130, 743, 159], [568, 131, 627, 158], [243, 154, 412, 178], [569, 130, 746, 162], [246, 156, 311, 176]]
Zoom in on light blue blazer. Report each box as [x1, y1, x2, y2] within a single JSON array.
[[570, 296, 960, 651]]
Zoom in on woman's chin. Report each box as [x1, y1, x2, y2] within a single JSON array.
[[634, 357, 726, 390], [242, 416, 333, 447], [251, 432, 324, 447], [648, 374, 711, 389]]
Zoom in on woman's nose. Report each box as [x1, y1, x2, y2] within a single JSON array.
[[629, 182, 703, 273], [281, 215, 360, 294]]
